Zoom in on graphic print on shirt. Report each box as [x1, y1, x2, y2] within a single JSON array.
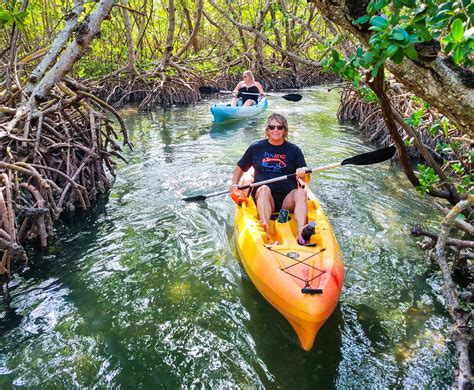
[[261, 152, 287, 173]]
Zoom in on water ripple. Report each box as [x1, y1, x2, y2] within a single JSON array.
[[0, 89, 452, 388]]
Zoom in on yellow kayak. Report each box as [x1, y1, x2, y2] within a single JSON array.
[[234, 172, 344, 351]]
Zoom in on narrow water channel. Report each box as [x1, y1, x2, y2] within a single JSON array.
[[0, 88, 453, 388]]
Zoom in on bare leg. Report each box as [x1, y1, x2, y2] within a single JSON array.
[[281, 188, 308, 240], [255, 185, 275, 242], [242, 99, 256, 107], [231, 97, 238, 106]]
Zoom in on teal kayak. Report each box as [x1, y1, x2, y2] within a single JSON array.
[[210, 97, 268, 123]]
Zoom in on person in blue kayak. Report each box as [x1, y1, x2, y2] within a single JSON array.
[[230, 113, 309, 244], [231, 70, 266, 107]]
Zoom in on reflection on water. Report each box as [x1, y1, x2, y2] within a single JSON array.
[[0, 88, 454, 388]]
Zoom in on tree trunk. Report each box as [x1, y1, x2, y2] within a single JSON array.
[[121, 0, 138, 75], [4, 0, 116, 134], [174, 0, 203, 58], [4, 0, 29, 101], [269, 5, 285, 63], [226, 0, 249, 53], [160, 0, 175, 73], [253, 0, 272, 72], [25, 0, 85, 94]]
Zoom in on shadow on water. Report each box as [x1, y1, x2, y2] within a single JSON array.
[[210, 117, 262, 140], [1, 195, 184, 388], [1, 196, 152, 388], [239, 273, 343, 388]]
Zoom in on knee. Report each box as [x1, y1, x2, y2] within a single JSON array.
[[256, 185, 272, 199], [294, 188, 307, 202]]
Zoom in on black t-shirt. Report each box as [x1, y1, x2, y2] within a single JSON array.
[[237, 139, 307, 196], [238, 85, 259, 104]]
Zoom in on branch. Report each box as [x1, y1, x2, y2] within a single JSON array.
[[308, 0, 474, 137], [411, 226, 474, 249], [208, 0, 321, 68], [435, 194, 473, 389]]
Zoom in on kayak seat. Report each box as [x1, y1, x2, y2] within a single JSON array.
[[270, 213, 291, 221]]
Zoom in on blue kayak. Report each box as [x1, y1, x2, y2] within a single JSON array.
[[210, 97, 268, 123]]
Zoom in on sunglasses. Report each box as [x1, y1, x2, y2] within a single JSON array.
[[268, 125, 285, 131]]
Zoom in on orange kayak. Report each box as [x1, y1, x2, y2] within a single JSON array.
[[234, 171, 344, 350]]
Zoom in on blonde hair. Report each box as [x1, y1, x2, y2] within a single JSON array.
[[243, 70, 255, 83], [265, 113, 289, 140]]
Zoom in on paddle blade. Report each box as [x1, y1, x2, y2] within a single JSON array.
[[199, 86, 220, 94], [182, 188, 229, 202], [182, 194, 207, 202], [342, 145, 396, 166], [282, 93, 302, 102]]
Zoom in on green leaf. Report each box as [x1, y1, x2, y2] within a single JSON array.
[[373, 0, 387, 12], [415, 26, 432, 41], [15, 11, 29, 21], [401, 0, 416, 7], [429, 123, 441, 136], [408, 34, 423, 43], [370, 16, 389, 29], [353, 15, 370, 25], [397, 28, 410, 41], [451, 19, 464, 42], [404, 46, 418, 59], [390, 31, 405, 41], [0, 11, 11, 25], [453, 45, 463, 64], [371, 62, 382, 77], [369, 34, 381, 46], [444, 42, 454, 55], [356, 47, 364, 56], [412, 8, 427, 23], [390, 10, 400, 26], [441, 117, 450, 137], [369, 25, 387, 32], [386, 43, 399, 57], [432, 11, 451, 24], [391, 48, 405, 63]]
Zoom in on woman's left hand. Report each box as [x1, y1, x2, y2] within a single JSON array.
[[296, 167, 307, 179]]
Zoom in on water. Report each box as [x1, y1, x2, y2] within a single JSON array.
[[0, 88, 454, 388]]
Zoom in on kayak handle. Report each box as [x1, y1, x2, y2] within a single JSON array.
[[301, 287, 323, 295]]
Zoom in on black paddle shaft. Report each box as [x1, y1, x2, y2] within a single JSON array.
[[198, 86, 302, 102], [182, 146, 396, 202]]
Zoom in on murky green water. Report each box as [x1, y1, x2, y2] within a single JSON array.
[[1, 88, 454, 388]]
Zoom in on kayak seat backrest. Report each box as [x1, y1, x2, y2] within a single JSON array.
[[270, 213, 292, 221]]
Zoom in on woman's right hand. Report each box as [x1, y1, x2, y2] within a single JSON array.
[[229, 184, 238, 193]]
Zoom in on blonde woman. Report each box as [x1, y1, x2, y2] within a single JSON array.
[[231, 70, 266, 107], [230, 113, 309, 244]]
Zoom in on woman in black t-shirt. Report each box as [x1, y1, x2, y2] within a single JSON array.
[[231, 70, 266, 107], [230, 113, 309, 244]]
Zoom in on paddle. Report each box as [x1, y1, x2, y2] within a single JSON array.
[[182, 145, 396, 202], [199, 86, 302, 102]]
